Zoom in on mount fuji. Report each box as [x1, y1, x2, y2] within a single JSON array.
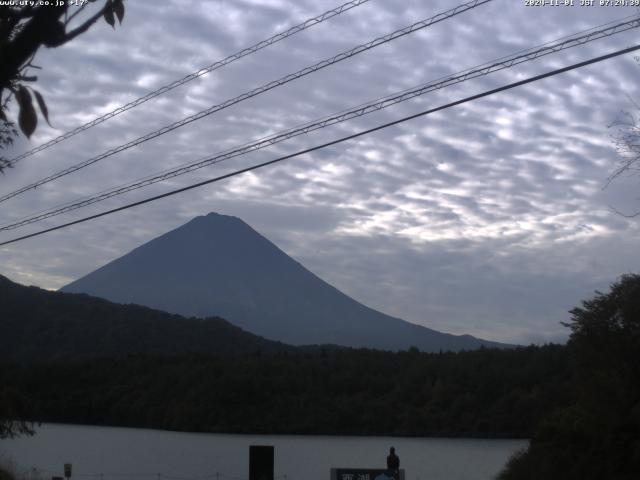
[[62, 213, 508, 351]]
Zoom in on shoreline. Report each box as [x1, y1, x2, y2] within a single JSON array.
[[9, 421, 530, 442]]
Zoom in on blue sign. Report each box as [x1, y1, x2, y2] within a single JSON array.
[[331, 468, 404, 480]]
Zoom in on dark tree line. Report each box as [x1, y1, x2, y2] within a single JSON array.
[[0, 344, 571, 438]]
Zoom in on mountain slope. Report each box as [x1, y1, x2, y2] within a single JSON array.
[[0, 274, 293, 362], [62, 212, 508, 351]]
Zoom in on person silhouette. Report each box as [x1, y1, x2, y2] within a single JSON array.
[[386, 446, 400, 475]]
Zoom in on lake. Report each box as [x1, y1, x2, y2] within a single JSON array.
[[0, 424, 526, 480]]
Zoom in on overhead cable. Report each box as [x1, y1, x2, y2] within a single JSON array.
[[2, 14, 639, 232], [0, 0, 493, 204], [5, 0, 372, 167], [1, 43, 638, 247]]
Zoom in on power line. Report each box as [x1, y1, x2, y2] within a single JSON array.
[[2, 14, 639, 232], [1, 44, 637, 248], [0, 0, 493, 205], [5, 0, 372, 167]]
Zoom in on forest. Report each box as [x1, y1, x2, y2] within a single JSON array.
[[0, 344, 570, 438]]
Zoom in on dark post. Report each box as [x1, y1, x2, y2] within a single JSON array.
[[249, 445, 274, 480]]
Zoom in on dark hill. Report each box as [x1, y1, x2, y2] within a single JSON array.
[[62, 213, 508, 352], [0, 274, 293, 362]]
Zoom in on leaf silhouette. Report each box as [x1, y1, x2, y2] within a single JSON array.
[[32, 89, 51, 127], [114, 0, 125, 24], [104, 3, 115, 28], [16, 86, 37, 138]]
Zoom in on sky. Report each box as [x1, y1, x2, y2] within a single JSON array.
[[1, 0, 639, 345]]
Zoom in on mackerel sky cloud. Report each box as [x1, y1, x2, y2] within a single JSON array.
[[1, 0, 639, 344]]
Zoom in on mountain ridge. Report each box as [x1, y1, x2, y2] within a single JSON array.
[[0, 273, 295, 362]]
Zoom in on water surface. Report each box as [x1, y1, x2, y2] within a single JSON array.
[[0, 424, 526, 480]]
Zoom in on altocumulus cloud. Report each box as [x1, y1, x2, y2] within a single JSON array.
[[1, 0, 639, 344]]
